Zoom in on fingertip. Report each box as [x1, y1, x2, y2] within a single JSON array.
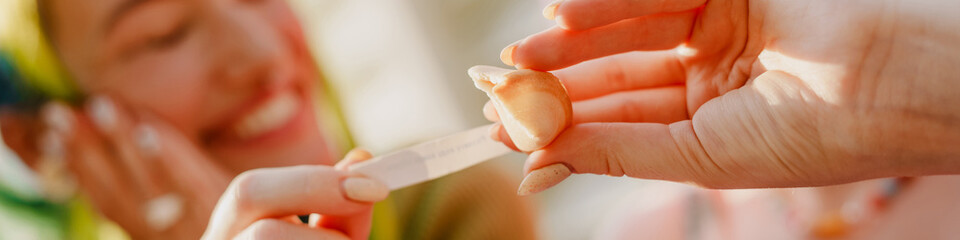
[[488, 123, 502, 142], [482, 101, 500, 122], [546, 0, 590, 31], [517, 163, 571, 196], [143, 193, 185, 231], [336, 148, 374, 171], [500, 42, 519, 67], [344, 148, 373, 161], [86, 96, 118, 133], [341, 177, 389, 203], [542, 1, 561, 20], [134, 123, 161, 158], [504, 28, 570, 71], [554, 15, 576, 30], [41, 101, 75, 134], [554, 14, 599, 32]]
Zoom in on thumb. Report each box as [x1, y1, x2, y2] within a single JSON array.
[[521, 70, 868, 193]]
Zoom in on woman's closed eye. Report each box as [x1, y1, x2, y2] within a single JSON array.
[[140, 21, 191, 52], [107, 2, 192, 61]]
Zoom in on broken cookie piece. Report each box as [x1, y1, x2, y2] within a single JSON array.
[[468, 65, 572, 152]]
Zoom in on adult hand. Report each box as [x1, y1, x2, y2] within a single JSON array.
[[27, 96, 232, 239], [494, 0, 960, 190], [201, 149, 388, 240]]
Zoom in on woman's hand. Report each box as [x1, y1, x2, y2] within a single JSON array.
[[202, 149, 388, 240], [495, 0, 960, 190], [31, 96, 232, 239]]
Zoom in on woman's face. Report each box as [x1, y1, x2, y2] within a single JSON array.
[[45, 0, 333, 172]]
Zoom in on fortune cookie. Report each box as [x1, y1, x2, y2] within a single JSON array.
[[468, 65, 572, 152]]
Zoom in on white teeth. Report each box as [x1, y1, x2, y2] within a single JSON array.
[[234, 92, 299, 140]]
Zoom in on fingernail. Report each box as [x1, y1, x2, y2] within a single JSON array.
[[342, 177, 389, 202], [135, 124, 161, 158], [88, 96, 117, 133], [518, 163, 571, 196], [543, 1, 561, 20], [336, 148, 373, 170], [344, 148, 373, 162], [41, 102, 74, 133], [38, 131, 65, 161], [500, 42, 519, 66], [144, 193, 185, 231], [489, 123, 502, 142]]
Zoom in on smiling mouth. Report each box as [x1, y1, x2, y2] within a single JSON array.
[[232, 91, 301, 141]]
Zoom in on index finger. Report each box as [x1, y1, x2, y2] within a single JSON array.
[[506, 10, 696, 70], [205, 165, 388, 239], [553, 51, 685, 101], [550, 0, 707, 30]]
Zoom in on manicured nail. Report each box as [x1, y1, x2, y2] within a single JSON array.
[[489, 123, 502, 142], [517, 163, 571, 196], [342, 177, 389, 202], [336, 148, 373, 170], [500, 42, 518, 66], [41, 102, 74, 133], [344, 148, 373, 162], [135, 124, 161, 158], [144, 193, 185, 231], [543, 1, 561, 20], [88, 96, 118, 133]]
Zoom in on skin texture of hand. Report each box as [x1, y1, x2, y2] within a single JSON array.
[[202, 149, 388, 240], [496, 0, 960, 189]]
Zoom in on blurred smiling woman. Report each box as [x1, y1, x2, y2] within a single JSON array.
[[0, 0, 535, 239]]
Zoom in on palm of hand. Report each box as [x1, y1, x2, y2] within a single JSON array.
[[510, 0, 960, 187]]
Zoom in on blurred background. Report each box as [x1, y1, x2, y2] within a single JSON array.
[[7, 1, 960, 240], [0, 0, 654, 239], [288, 1, 656, 239]]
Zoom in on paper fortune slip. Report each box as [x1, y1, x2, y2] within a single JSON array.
[[348, 124, 513, 190]]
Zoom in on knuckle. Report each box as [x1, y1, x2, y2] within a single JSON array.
[[301, 167, 332, 199], [603, 64, 630, 92], [596, 124, 626, 176], [230, 169, 267, 210], [619, 98, 644, 122]]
